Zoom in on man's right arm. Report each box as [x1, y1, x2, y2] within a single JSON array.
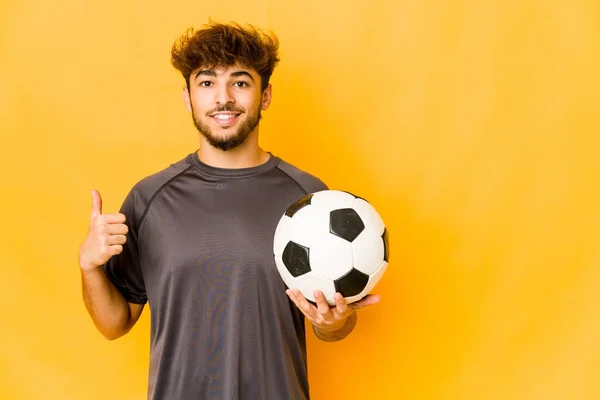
[[80, 267, 144, 340], [78, 189, 144, 340]]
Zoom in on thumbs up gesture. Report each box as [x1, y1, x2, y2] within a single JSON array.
[[78, 190, 129, 272]]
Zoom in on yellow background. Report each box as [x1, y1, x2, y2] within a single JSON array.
[[2, 0, 600, 399]]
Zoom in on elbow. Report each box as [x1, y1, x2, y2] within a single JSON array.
[[99, 323, 131, 341], [90, 303, 139, 341], [102, 332, 121, 341], [101, 329, 125, 341]]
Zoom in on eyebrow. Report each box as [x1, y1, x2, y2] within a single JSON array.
[[194, 69, 255, 81], [230, 71, 255, 81], [195, 70, 217, 79]]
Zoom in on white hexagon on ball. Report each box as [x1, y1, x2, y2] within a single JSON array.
[[311, 190, 356, 212], [293, 273, 337, 306], [288, 204, 330, 247], [309, 234, 354, 281], [351, 227, 385, 275]]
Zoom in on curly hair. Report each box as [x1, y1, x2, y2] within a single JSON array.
[[171, 21, 280, 91]]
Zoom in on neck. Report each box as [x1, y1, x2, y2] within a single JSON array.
[[197, 134, 269, 169]]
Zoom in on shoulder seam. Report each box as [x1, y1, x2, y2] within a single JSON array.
[[275, 164, 310, 196], [138, 164, 194, 229]]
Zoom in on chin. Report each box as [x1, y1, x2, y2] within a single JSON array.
[[193, 111, 259, 151]]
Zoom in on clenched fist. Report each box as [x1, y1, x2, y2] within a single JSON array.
[[78, 190, 129, 271]]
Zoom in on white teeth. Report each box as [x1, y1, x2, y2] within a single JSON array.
[[214, 114, 235, 120]]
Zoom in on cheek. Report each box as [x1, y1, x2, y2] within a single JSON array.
[[190, 96, 210, 114], [244, 94, 264, 112]]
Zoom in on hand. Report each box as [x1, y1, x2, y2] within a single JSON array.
[[285, 288, 381, 333], [78, 190, 128, 272]]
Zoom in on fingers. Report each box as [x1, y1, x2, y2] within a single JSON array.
[[96, 223, 128, 246], [92, 219, 128, 255], [350, 294, 382, 310], [101, 223, 129, 235], [285, 289, 302, 311], [89, 190, 126, 225], [333, 292, 348, 314], [105, 234, 127, 246], [294, 289, 315, 314], [90, 190, 103, 220], [95, 213, 126, 225], [313, 291, 331, 315], [286, 289, 317, 317], [109, 244, 124, 256], [80, 191, 129, 271]]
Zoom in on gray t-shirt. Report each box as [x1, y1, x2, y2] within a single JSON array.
[[103, 152, 328, 400]]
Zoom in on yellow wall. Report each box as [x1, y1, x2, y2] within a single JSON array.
[[2, 0, 600, 399]]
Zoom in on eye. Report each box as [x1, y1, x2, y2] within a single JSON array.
[[234, 81, 249, 88], [199, 81, 212, 87]]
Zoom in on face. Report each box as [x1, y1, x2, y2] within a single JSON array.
[[184, 65, 272, 151]]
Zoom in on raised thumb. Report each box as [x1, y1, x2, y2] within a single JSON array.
[[90, 189, 103, 220]]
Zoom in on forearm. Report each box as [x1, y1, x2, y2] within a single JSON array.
[[80, 267, 132, 340], [313, 312, 357, 342]]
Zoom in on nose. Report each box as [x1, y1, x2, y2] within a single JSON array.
[[216, 84, 235, 105]]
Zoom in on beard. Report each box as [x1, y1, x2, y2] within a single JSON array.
[[192, 104, 262, 151]]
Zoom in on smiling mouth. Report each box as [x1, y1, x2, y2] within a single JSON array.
[[210, 113, 241, 126]]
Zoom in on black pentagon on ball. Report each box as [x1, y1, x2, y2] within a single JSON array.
[[329, 208, 365, 242], [334, 268, 370, 297], [382, 228, 390, 262], [282, 241, 311, 277], [285, 193, 313, 217]]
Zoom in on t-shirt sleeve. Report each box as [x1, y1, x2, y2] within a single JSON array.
[[276, 160, 329, 194], [103, 188, 147, 304], [300, 175, 328, 194], [312, 178, 328, 192]]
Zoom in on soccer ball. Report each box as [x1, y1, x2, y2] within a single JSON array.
[[273, 190, 389, 305]]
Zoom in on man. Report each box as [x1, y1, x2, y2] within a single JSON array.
[[78, 21, 380, 399]]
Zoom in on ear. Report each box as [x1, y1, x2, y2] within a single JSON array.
[[183, 86, 192, 112], [261, 84, 272, 111]]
